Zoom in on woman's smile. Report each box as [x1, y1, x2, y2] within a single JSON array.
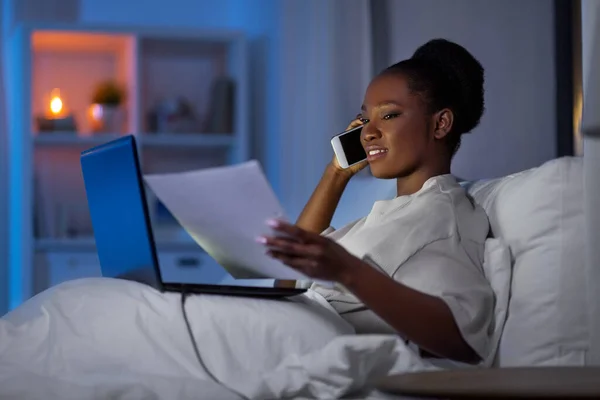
[[365, 145, 388, 162]]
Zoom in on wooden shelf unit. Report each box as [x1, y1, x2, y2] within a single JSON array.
[[4, 22, 250, 303]]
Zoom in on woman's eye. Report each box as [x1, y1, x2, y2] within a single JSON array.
[[359, 117, 370, 124], [383, 113, 400, 120]]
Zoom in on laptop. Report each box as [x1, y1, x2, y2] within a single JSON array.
[[80, 135, 306, 298]]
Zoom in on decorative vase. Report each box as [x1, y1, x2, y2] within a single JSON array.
[[88, 103, 125, 133]]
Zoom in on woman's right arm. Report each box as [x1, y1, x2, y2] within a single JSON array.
[[276, 168, 349, 288], [296, 119, 366, 234], [295, 165, 352, 234], [275, 119, 365, 288]]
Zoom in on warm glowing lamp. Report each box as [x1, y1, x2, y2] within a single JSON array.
[[45, 88, 66, 119], [49, 91, 63, 117], [36, 88, 77, 132]]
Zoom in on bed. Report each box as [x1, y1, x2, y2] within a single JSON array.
[[0, 153, 593, 400]]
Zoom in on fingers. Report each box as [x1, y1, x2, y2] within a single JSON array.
[[266, 250, 318, 273], [265, 219, 322, 243], [258, 235, 322, 258], [345, 118, 364, 131], [256, 220, 330, 278]]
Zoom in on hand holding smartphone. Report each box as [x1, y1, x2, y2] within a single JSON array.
[[330, 125, 367, 169]]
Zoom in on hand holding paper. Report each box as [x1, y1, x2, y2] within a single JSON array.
[[143, 161, 310, 280], [258, 218, 364, 287]]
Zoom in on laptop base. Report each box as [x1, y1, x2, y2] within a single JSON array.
[[164, 282, 306, 298]]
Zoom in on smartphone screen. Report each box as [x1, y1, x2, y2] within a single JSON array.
[[339, 127, 367, 165]]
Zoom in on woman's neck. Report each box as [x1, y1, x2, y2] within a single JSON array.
[[396, 165, 451, 197]]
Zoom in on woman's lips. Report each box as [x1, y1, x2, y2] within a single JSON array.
[[366, 148, 388, 161]]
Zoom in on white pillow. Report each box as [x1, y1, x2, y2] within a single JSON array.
[[481, 238, 512, 367], [467, 157, 588, 366]]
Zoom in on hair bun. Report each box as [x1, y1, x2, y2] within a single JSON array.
[[412, 39, 485, 135]]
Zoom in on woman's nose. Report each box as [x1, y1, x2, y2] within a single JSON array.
[[362, 125, 380, 142]]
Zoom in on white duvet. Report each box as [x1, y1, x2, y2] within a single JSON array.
[[0, 278, 443, 399]]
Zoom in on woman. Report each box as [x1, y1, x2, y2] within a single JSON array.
[[258, 39, 493, 364]]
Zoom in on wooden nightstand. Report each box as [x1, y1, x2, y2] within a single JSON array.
[[376, 367, 600, 399]]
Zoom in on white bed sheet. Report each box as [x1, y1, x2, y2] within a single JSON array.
[[0, 278, 441, 399], [0, 368, 243, 400]]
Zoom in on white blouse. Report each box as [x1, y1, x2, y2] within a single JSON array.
[[311, 174, 494, 359]]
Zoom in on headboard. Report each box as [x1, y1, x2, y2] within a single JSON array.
[[580, 0, 600, 366]]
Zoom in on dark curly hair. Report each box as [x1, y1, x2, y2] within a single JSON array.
[[383, 39, 485, 156]]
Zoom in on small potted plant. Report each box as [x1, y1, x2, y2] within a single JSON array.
[[88, 80, 126, 133]]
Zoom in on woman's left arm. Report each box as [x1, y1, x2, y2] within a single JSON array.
[[259, 219, 480, 364], [341, 260, 480, 363]]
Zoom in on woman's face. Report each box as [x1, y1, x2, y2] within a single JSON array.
[[359, 73, 439, 180]]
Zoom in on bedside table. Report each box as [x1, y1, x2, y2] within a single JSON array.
[[376, 367, 600, 399]]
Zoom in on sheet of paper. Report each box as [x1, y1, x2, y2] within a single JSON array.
[[143, 160, 309, 280]]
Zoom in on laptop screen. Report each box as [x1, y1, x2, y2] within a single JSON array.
[[80, 135, 162, 289]]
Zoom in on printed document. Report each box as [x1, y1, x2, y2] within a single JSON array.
[[144, 160, 310, 280]]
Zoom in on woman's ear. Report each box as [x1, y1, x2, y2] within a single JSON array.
[[433, 109, 454, 139]]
